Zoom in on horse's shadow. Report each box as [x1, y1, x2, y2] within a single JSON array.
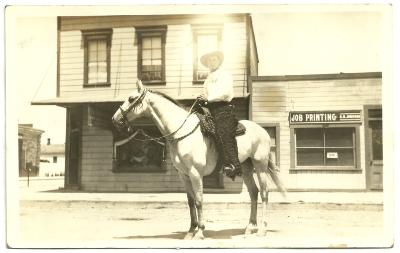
[[115, 228, 279, 240]]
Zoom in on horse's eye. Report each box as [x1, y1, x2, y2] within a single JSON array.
[[128, 96, 135, 103]]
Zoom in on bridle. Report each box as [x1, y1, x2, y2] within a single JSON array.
[[115, 88, 200, 143], [118, 88, 148, 123]]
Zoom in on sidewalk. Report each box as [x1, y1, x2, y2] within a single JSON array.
[[19, 185, 384, 205]]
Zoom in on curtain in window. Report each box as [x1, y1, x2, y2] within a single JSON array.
[[88, 39, 108, 84]]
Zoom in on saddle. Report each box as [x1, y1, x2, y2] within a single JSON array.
[[195, 106, 246, 138]]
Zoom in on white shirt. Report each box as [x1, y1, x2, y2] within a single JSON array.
[[203, 69, 234, 102]]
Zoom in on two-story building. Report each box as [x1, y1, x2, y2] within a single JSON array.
[[32, 14, 258, 192]]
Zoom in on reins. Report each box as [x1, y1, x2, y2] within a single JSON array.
[[120, 89, 201, 143]]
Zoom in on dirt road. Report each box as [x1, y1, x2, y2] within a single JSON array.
[[15, 200, 386, 248]]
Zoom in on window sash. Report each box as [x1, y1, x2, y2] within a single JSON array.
[[137, 27, 166, 84], [87, 39, 108, 84], [295, 127, 356, 167], [82, 29, 112, 87], [192, 26, 222, 83]]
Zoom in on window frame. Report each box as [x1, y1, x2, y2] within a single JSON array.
[[136, 26, 167, 85], [259, 123, 280, 167], [82, 29, 113, 88], [192, 24, 223, 84], [290, 124, 361, 172]]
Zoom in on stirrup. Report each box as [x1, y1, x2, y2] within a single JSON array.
[[222, 164, 237, 181]]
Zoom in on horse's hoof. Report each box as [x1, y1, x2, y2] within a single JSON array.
[[244, 224, 258, 235], [193, 230, 205, 240], [257, 221, 268, 236], [184, 232, 195, 240], [257, 229, 267, 237]]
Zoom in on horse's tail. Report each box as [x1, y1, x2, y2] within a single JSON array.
[[267, 153, 287, 197]]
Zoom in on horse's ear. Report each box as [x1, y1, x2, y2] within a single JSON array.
[[136, 79, 144, 92]]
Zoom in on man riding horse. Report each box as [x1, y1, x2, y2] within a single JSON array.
[[197, 50, 242, 180], [112, 50, 286, 239]]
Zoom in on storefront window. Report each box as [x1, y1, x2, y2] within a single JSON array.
[[295, 127, 355, 167], [113, 126, 166, 173]]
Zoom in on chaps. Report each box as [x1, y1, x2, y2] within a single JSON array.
[[208, 102, 242, 175]]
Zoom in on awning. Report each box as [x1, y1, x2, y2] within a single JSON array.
[[31, 93, 251, 106], [31, 96, 126, 106]]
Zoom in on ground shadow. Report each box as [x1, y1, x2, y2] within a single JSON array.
[[115, 228, 279, 240]]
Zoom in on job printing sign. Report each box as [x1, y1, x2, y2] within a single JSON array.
[[289, 110, 361, 124]]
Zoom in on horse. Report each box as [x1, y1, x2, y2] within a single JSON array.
[[112, 80, 286, 240]]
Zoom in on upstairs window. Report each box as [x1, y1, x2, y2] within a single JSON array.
[[192, 25, 222, 83], [136, 26, 167, 84], [82, 29, 112, 87]]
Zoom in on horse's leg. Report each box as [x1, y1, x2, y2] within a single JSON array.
[[188, 167, 205, 240], [242, 159, 259, 235], [254, 160, 269, 236], [178, 173, 198, 240]]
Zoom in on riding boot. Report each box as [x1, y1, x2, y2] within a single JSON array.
[[208, 102, 242, 180]]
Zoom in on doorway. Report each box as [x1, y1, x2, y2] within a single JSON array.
[[65, 106, 82, 188], [364, 105, 383, 190]]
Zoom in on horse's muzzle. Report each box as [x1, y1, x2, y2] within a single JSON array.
[[112, 115, 133, 134], [112, 116, 124, 132]]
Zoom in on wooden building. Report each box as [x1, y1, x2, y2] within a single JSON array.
[[32, 14, 258, 192], [250, 73, 383, 191]]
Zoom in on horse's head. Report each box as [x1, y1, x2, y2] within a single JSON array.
[[112, 80, 149, 133]]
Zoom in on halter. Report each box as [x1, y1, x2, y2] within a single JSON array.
[[118, 88, 148, 123], [116, 88, 200, 143]]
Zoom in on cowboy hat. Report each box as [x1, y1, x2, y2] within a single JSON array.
[[200, 50, 224, 68]]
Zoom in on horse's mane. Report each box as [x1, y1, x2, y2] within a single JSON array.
[[151, 90, 186, 109]]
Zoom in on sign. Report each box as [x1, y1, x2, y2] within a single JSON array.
[[326, 152, 338, 159], [289, 111, 361, 124]]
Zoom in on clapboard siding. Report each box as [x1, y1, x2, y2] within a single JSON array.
[[60, 15, 246, 31], [60, 15, 251, 193], [251, 75, 382, 190], [59, 16, 248, 99]]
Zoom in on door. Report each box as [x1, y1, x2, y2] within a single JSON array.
[[365, 106, 383, 190], [66, 106, 82, 188]]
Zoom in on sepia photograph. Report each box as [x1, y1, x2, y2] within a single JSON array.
[[4, 2, 396, 249]]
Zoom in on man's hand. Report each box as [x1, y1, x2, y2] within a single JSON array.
[[197, 94, 206, 101], [196, 94, 207, 106]]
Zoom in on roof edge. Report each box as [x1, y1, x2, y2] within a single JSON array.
[[251, 72, 382, 82]]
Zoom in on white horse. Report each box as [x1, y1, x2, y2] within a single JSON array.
[[112, 80, 286, 239]]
